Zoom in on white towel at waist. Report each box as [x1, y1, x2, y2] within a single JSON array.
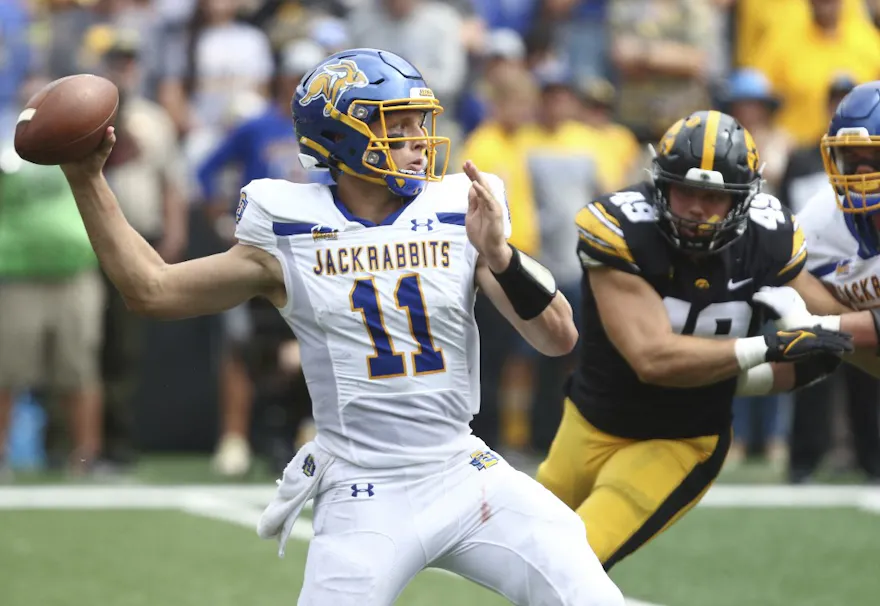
[[257, 440, 335, 557]]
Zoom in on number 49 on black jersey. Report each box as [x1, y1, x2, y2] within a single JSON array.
[[569, 181, 806, 439]]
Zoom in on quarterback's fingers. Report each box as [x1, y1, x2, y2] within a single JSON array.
[[463, 160, 489, 187], [468, 185, 479, 212], [100, 126, 117, 151], [472, 181, 496, 210]]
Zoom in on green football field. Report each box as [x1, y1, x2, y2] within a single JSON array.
[[1, 464, 879, 606]]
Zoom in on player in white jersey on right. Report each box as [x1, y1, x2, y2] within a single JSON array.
[[58, 48, 623, 605], [753, 81, 880, 377]]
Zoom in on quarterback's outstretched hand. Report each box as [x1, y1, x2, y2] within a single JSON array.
[[763, 326, 854, 363], [463, 160, 511, 272], [60, 126, 116, 183]]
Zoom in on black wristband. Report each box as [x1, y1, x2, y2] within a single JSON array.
[[490, 244, 557, 320], [870, 309, 880, 356]]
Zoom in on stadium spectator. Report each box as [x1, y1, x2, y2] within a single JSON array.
[[607, 0, 715, 144], [748, 0, 880, 146], [196, 38, 326, 475], [718, 68, 792, 196], [575, 76, 640, 192], [0, 77, 105, 477], [519, 67, 605, 452], [459, 63, 540, 450], [97, 29, 190, 468]]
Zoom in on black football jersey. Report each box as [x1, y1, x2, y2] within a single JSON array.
[[568, 181, 807, 439]]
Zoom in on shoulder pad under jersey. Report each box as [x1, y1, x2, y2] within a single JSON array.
[[575, 183, 658, 275]]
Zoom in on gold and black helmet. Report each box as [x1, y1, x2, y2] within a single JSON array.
[[651, 110, 762, 254]]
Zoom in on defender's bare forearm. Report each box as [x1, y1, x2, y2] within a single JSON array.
[[636, 335, 741, 388]]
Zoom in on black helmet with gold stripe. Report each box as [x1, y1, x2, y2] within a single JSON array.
[[651, 110, 762, 254]]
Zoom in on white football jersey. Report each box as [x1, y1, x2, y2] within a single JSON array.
[[234, 173, 511, 467], [798, 185, 880, 310]]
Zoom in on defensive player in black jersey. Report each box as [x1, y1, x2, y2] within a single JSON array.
[[535, 110, 855, 571]]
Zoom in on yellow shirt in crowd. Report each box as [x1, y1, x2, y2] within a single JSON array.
[[749, 18, 880, 145], [736, 0, 869, 67], [459, 122, 540, 257]]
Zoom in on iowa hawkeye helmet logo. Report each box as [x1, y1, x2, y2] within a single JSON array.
[[299, 59, 369, 117]]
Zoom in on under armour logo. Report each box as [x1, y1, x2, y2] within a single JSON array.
[[302, 454, 316, 477], [351, 483, 375, 497], [411, 218, 434, 232]]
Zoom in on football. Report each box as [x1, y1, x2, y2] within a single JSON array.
[[14, 74, 119, 166]]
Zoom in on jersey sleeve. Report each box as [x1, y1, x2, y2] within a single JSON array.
[[795, 188, 852, 279], [574, 200, 640, 275], [233, 182, 295, 311], [763, 203, 807, 286], [234, 183, 281, 256]]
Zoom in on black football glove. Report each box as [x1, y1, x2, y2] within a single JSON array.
[[792, 353, 843, 390], [764, 326, 854, 363]]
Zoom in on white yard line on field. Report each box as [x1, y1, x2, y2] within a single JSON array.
[[697, 485, 880, 509], [2, 484, 878, 512], [0, 484, 671, 605], [177, 495, 666, 606], [0, 485, 275, 508], [13, 483, 880, 606], [177, 491, 315, 544]]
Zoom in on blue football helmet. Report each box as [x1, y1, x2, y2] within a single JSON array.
[[821, 80, 880, 214], [292, 48, 450, 198]]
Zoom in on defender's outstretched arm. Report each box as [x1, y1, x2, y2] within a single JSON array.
[[591, 266, 851, 388]]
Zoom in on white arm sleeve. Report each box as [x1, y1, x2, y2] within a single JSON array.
[[734, 363, 775, 396]]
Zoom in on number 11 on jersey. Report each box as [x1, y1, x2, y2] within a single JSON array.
[[350, 274, 446, 379]]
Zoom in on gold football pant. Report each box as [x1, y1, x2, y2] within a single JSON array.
[[536, 399, 730, 570]]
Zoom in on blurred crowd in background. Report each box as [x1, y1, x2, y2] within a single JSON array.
[[1, 0, 880, 485]]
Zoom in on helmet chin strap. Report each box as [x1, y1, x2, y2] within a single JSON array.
[[384, 171, 427, 198]]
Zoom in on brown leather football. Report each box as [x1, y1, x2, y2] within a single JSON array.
[[14, 74, 119, 165]]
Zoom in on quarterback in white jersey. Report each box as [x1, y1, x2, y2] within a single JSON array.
[[58, 48, 623, 605], [235, 172, 498, 468], [754, 81, 880, 377]]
